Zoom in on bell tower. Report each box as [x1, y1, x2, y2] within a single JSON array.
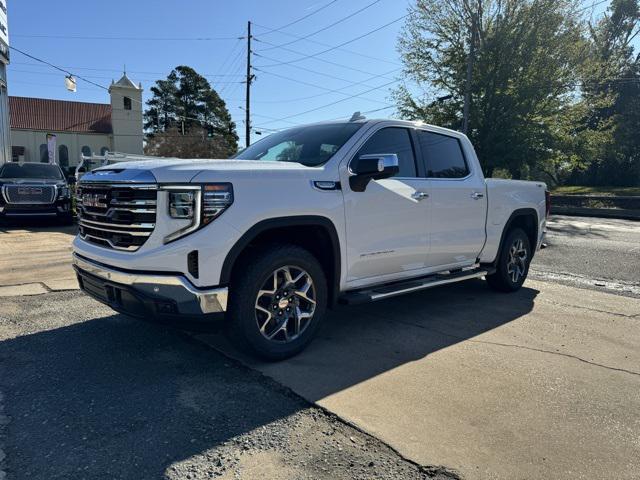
[[109, 71, 143, 154]]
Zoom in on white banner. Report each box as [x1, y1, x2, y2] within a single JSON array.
[[46, 133, 57, 164]]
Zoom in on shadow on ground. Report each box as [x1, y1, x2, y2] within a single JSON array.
[[0, 217, 77, 234], [201, 280, 539, 400], [0, 280, 537, 478]]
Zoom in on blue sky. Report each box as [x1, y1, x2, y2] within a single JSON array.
[[7, 0, 413, 145], [7, 0, 618, 146]]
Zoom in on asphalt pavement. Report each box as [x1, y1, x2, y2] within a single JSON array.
[[0, 292, 453, 480], [530, 215, 640, 297], [0, 215, 638, 479]]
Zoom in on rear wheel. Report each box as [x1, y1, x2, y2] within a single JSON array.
[[486, 228, 531, 292], [227, 244, 327, 360]]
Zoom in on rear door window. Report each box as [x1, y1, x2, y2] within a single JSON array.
[[417, 130, 469, 178]]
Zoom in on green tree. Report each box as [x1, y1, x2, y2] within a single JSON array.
[[569, 0, 639, 186], [144, 126, 236, 159], [395, 0, 585, 179], [144, 66, 238, 157]]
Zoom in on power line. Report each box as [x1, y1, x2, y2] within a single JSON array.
[[257, 0, 341, 35], [218, 53, 247, 96], [9, 68, 243, 84], [261, 0, 384, 51], [211, 35, 246, 91], [11, 61, 246, 78], [252, 105, 398, 133], [257, 79, 398, 126], [252, 22, 400, 66], [576, 0, 609, 13], [11, 34, 243, 41], [255, 13, 409, 67], [254, 38, 397, 78], [248, 112, 299, 125], [253, 67, 398, 105], [254, 52, 401, 87]]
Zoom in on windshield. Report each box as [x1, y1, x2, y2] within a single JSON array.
[[234, 123, 364, 166], [0, 163, 64, 180]]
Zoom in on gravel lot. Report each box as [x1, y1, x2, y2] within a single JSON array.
[[0, 291, 459, 480]]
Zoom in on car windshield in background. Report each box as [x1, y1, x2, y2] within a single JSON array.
[[0, 163, 64, 180], [234, 123, 364, 167]]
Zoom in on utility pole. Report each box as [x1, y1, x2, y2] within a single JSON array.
[[462, 11, 477, 135], [245, 21, 253, 148]]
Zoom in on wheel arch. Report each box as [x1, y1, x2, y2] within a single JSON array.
[[487, 208, 539, 267], [220, 216, 342, 306]]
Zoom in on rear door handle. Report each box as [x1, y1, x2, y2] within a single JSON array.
[[471, 192, 485, 199], [411, 191, 429, 200]]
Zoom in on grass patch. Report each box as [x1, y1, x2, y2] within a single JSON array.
[[552, 186, 640, 196]]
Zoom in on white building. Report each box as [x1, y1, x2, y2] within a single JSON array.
[[9, 73, 143, 174]]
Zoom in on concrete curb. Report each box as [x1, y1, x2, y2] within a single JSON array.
[[551, 206, 640, 221]]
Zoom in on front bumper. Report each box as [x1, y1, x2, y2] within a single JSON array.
[[0, 198, 72, 217], [72, 253, 228, 318]]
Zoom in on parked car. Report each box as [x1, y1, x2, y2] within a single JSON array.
[[72, 118, 549, 359], [0, 162, 73, 223]]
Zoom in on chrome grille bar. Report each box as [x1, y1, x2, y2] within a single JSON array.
[[77, 182, 157, 251], [79, 222, 153, 236], [79, 218, 155, 230]]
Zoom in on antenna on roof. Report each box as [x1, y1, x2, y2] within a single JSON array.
[[349, 111, 366, 122]]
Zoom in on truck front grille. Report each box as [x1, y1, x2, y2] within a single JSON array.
[[77, 183, 157, 251], [3, 185, 56, 204]]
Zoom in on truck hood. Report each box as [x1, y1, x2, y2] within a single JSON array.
[[88, 158, 318, 183]]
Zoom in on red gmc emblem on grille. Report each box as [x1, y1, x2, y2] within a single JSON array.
[[17, 187, 43, 195]]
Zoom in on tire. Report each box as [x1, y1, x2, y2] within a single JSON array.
[[486, 227, 531, 292], [226, 244, 328, 361]]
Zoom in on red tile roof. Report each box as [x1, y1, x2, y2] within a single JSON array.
[[9, 96, 113, 134]]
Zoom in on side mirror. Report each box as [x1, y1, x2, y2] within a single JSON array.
[[349, 153, 399, 192]]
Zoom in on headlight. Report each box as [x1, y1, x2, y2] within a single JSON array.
[[58, 186, 70, 199], [169, 191, 195, 218], [202, 184, 234, 225], [164, 183, 233, 243]]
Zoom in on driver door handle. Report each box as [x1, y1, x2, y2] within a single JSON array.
[[412, 191, 429, 200], [471, 192, 485, 199]]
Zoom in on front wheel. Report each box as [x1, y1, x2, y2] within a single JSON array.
[[486, 228, 531, 292], [227, 244, 327, 360]]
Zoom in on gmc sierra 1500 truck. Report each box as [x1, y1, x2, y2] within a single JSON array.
[[72, 118, 549, 359]]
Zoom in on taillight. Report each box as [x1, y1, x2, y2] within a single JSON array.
[[545, 190, 551, 218]]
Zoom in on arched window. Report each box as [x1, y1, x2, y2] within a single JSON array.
[[58, 145, 69, 173], [123, 97, 132, 110], [100, 147, 110, 155], [81, 146, 92, 157], [39, 144, 49, 163]]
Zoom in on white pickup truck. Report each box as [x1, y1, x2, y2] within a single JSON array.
[[72, 119, 549, 359]]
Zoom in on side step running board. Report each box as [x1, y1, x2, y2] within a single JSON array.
[[339, 268, 490, 305]]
